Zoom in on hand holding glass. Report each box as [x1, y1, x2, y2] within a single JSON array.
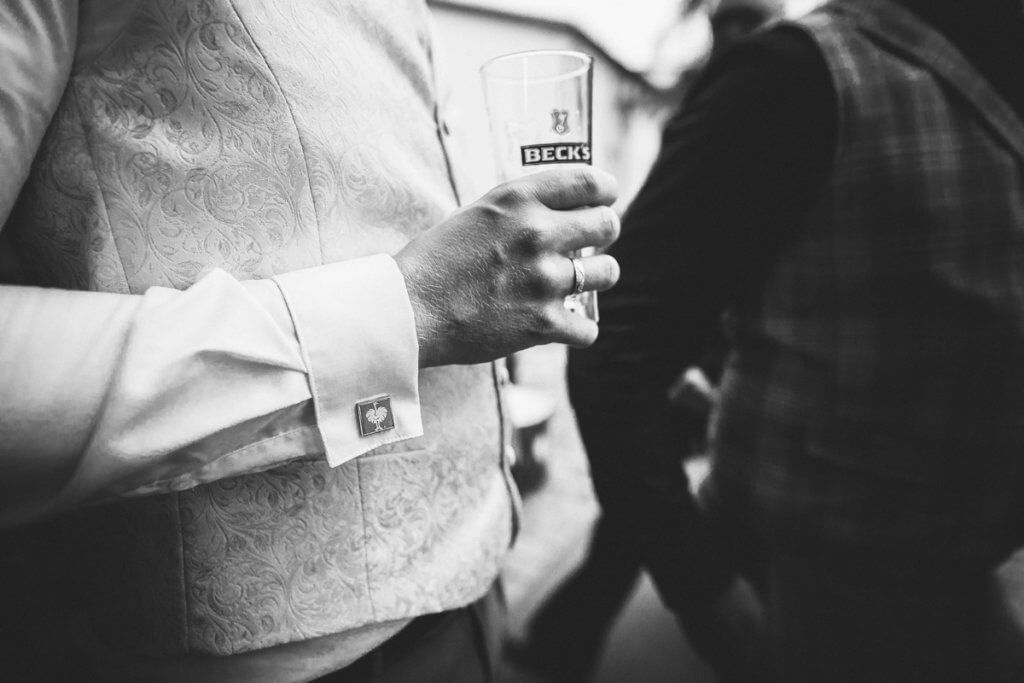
[[481, 50, 599, 321]]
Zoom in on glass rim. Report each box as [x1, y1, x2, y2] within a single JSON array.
[[480, 49, 593, 85]]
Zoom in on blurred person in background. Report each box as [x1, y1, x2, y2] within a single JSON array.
[[506, 1, 782, 681], [0, 1, 621, 680], [571, 0, 1024, 681], [709, 0, 784, 59]]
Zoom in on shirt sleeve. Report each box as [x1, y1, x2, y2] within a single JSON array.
[[0, 256, 422, 527], [569, 26, 838, 613], [0, 0, 76, 226], [274, 255, 423, 467]]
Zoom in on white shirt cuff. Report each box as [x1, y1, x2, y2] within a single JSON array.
[[273, 255, 423, 467]]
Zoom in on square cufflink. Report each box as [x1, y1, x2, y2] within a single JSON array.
[[356, 395, 395, 437]]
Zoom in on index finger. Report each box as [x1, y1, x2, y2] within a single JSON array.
[[524, 166, 618, 210]]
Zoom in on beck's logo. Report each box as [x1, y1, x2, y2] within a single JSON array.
[[520, 142, 592, 166], [551, 109, 570, 135], [356, 396, 395, 437]]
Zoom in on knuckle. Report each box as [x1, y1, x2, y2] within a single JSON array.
[[532, 256, 564, 296], [572, 168, 599, 198], [476, 201, 543, 253], [598, 206, 621, 243], [488, 180, 528, 209], [473, 198, 508, 227], [514, 217, 546, 256]]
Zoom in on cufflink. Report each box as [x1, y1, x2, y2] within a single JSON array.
[[356, 396, 395, 436]]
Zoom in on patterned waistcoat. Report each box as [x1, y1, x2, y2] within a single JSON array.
[[3, 0, 514, 657], [715, 0, 1024, 555]]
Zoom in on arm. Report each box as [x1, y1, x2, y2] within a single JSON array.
[[0, 2, 621, 527], [2, 168, 621, 529], [0, 257, 426, 527], [569, 22, 837, 630]]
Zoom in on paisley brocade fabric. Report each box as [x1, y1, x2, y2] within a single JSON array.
[[13, 0, 453, 292], [6, 0, 512, 657]]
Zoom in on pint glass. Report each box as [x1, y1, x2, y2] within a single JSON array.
[[480, 50, 598, 321]]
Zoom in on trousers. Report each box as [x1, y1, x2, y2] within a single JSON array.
[[316, 584, 504, 683]]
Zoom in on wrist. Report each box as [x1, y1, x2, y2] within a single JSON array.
[[394, 251, 441, 368]]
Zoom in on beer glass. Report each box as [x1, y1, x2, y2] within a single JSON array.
[[480, 50, 598, 321]]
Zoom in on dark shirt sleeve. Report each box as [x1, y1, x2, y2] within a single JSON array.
[[568, 25, 837, 613]]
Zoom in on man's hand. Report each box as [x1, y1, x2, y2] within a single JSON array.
[[395, 167, 621, 367]]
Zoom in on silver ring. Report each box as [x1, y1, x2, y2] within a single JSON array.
[[570, 257, 586, 296]]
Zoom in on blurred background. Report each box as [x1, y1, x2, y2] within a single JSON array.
[[423, 1, 825, 681], [430, 0, 826, 207]]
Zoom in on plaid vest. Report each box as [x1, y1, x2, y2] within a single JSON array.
[[2, 0, 514, 660], [713, 0, 1024, 559]]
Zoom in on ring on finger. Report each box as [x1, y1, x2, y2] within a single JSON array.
[[570, 256, 586, 296]]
